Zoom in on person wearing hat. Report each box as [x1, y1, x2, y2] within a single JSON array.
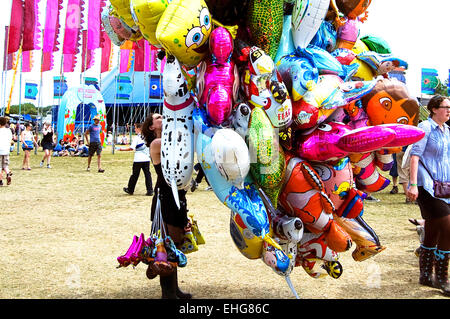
[[84, 114, 105, 173]]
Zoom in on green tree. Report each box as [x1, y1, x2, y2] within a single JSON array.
[[9, 103, 37, 115], [435, 79, 449, 97]]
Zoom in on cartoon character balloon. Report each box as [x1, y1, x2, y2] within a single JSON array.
[[161, 55, 195, 208], [360, 78, 420, 126], [241, 47, 293, 128], [278, 153, 352, 253], [156, 0, 212, 67], [130, 0, 169, 47], [334, 0, 372, 21]]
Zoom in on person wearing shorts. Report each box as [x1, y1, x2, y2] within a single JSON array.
[[20, 123, 37, 170], [85, 115, 104, 173], [0, 117, 12, 185]]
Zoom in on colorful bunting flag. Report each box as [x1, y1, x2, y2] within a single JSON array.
[[22, 0, 41, 52], [63, 0, 84, 72], [42, 0, 63, 72], [133, 39, 146, 72], [3, 27, 15, 71], [421, 68, 440, 95], [21, 51, 34, 72], [119, 41, 134, 73], [149, 74, 163, 99], [115, 75, 132, 100], [53, 76, 68, 99], [7, 0, 24, 54], [100, 31, 113, 73], [24, 81, 39, 100], [85, 77, 100, 90]]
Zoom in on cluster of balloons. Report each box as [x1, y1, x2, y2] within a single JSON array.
[[109, 0, 426, 296]]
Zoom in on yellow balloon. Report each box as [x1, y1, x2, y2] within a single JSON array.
[[156, 0, 212, 67], [350, 58, 375, 81], [110, 0, 137, 29], [229, 211, 263, 260], [130, 0, 169, 47], [351, 39, 369, 55]]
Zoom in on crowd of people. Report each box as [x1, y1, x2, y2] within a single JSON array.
[[0, 94, 449, 299]]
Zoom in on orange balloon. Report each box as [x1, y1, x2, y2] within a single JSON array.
[[361, 78, 419, 126]]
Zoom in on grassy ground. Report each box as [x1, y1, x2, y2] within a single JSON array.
[[0, 146, 446, 299]]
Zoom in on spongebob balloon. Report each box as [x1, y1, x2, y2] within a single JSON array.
[[156, 0, 212, 67]]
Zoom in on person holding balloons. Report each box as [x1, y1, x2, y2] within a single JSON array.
[[141, 113, 192, 299], [407, 95, 450, 296]]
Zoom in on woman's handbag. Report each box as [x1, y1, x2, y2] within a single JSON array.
[[420, 160, 450, 198]]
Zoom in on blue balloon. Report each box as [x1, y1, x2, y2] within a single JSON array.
[[193, 112, 270, 240], [274, 15, 296, 64], [276, 54, 319, 101], [310, 20, 337, 52], [298, 45, 359, 81]]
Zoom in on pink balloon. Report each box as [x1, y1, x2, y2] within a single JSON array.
[[209, 26, 234, 63], [377, 124, 426, 148], [197, 27, 237, 125], [297, 122, 396, 162]]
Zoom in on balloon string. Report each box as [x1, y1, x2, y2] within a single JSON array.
[[285, 276, 300, 299]]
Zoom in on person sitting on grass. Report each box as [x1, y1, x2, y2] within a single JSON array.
[[74, 140, 89, 157]]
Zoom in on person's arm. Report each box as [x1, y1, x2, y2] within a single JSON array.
[[84, 129, 90, 145], [407, 155, 420, 201]]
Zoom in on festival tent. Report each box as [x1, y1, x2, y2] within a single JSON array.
[[100, 66, 163, 130]]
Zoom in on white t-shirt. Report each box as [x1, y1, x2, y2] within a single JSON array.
[[0, 127, 13, 155], [130, 134, 150, 162]]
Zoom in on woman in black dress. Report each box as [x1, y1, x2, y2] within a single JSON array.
[[141, 113, 191, 299], [40, 121, 54, 168]]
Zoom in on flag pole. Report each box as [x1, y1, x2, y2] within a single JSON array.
[[16, 46, 23, 155], [112, 48, 120, 155]]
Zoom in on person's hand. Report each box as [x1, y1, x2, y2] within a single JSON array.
[[407, 185, 418, 201]]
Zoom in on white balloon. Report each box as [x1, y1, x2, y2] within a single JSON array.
[[210, 129, 250, 189], [161, 55, 195, 208], [292, 0, 330, 50]]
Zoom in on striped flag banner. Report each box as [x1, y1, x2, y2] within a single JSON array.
[[115, 75, 132, 100], [53, 76, 68, 99], [421, 68, 440, 95], [24, 81, 39, 101]]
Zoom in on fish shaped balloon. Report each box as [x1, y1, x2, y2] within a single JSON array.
[[296, 121, 397, 162], [278, 153, 352, 253], [333, 215, 386, 262], [276, 53, 319, 101]]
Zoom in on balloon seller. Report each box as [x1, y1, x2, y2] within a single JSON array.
[[141, 113, 192, 299]]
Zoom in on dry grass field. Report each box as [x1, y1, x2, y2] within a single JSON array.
[[0, 146, 447, 300]]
